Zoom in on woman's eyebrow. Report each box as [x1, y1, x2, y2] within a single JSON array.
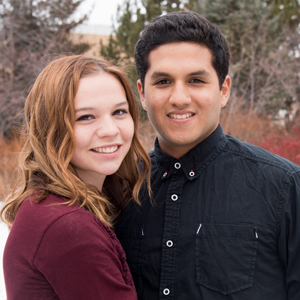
[[74, 107, 95, 113]]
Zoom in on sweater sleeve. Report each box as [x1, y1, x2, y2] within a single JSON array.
[[33, 209, 137, 300]]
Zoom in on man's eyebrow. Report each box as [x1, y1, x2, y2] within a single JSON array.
[[189, 70, 210, 76], [150, 72, 170, 79], [150, 70, 210, 80]]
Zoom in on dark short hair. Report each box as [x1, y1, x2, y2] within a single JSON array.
[[135, 11, 230, 90]]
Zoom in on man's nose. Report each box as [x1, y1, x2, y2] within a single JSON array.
[[169, 82, 192, 107]]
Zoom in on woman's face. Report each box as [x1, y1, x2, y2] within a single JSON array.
[[71, 71, 134, 190]]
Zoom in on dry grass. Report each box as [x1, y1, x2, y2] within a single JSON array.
[[221, 108, 283, 145]]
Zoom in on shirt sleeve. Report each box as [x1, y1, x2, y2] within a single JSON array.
[[278, 171, 300, 299], [33, 209, 137, 300]]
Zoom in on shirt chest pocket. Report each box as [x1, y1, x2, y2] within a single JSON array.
[[195, 223, 258, 295]]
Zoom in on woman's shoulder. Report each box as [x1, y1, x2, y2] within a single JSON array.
[[16, 193, 110, 237], [6, 193, 114, 264], [16, 193, 82, 226]]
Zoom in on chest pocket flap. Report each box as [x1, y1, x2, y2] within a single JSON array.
[[195, 223, 258, 295]]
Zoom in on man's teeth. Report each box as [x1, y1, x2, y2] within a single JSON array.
[[93, 146, 118, 153], [169, 113, 193, 119]]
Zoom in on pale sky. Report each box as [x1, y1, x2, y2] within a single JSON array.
[[79, 0, 125, 26]]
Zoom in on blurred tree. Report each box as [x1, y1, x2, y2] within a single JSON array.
[[0, 0, 90, 139], [268, 0, 300, 29], [199, 0, 300, 119]]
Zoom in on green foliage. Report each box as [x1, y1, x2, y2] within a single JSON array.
[[101, 0, 196, 63], [268, 0, 300, 29], [100, 35, 122, 61]]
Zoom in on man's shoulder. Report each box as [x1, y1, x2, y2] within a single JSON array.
[[225, 134, 300, 174]]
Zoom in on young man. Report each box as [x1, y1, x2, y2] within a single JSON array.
[[115, 11, 300, 300]]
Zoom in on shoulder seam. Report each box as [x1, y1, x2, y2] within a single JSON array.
[[224, 143, 299, 174]]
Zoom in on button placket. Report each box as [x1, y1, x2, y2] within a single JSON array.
[[160, 175, 184, 300]]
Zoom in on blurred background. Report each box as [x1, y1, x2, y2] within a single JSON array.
[[0, 0, 300, 297]]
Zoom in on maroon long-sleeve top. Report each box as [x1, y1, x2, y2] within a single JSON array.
[[3, 193, 137, 300]]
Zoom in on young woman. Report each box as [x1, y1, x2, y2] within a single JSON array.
[[1, 55, 151, 300]]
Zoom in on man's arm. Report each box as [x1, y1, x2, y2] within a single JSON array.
[[278, 171, 300, 299]]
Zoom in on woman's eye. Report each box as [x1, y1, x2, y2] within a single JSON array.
[[76, 115, 93, 121], [113, 109, 128, 116]]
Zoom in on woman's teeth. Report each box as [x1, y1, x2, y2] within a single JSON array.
[[93, 146, 118, 153]]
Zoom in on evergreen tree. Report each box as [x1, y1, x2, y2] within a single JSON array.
[[101, 0, 195, 63], [268, 0, 300, 29]]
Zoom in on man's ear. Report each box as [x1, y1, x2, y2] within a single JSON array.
[[137, 79, 147, 111], [221, 75, 231, 108]]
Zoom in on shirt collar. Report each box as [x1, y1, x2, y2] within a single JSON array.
[[153, 124, 227, 180]]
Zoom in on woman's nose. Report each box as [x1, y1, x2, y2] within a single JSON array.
[[96, 117, 119, 138]]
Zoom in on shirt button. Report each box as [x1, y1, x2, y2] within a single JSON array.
[[166, 240, 173, 247], [171, 194, 178, 201], [174, 162, 181, 169], [163, 288, 170, 295]]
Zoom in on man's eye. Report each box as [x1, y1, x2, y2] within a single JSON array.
[[155, 79, 170, 85], [190, 78, 204, 83], [76, 115, 93, 121], [113, 109, 128, 116]]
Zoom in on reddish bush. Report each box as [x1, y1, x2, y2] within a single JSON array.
[[258, 126, 300, 165]]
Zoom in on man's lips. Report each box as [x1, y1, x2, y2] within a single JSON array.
[[168, 113, 194, 119]]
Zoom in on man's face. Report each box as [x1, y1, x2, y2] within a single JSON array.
[[138, 42, 231, 158]]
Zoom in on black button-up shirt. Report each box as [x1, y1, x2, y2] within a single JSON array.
[[115, 125, 300, 300]]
